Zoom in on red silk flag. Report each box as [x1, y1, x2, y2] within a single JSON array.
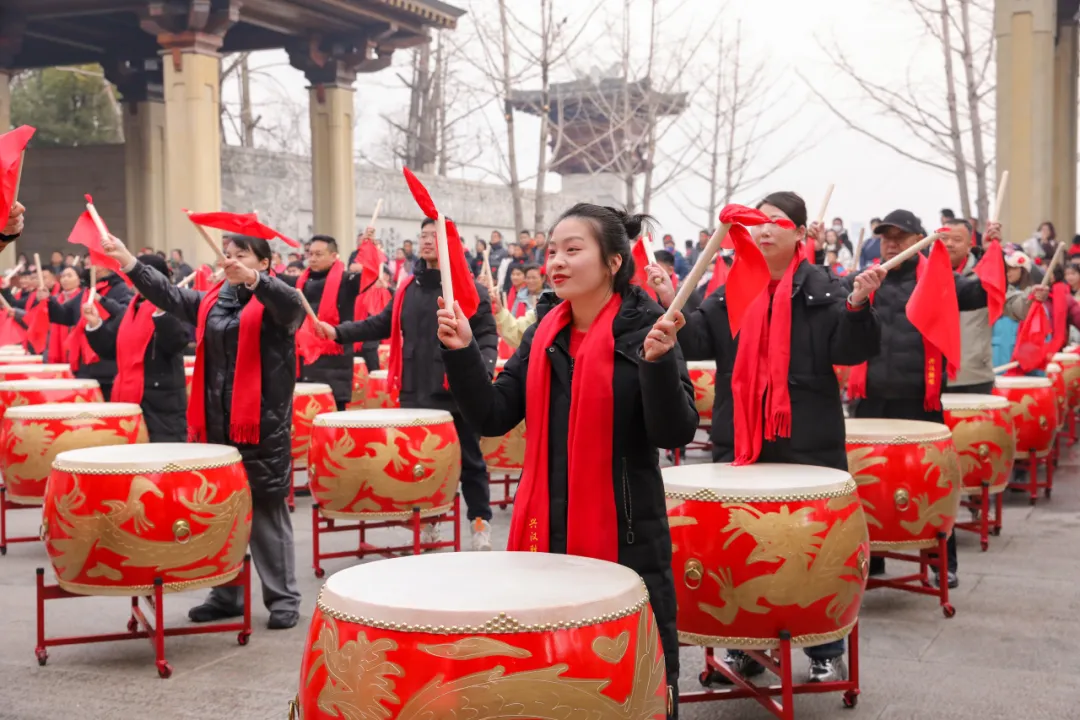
[[1012, 299, 1051, 372], [718, 205, 795, 249], [67, 196, 122, 273], [906, 240, 962, 377], [705, 256, 729, 297], [23, 299, 49, 351], [355, 240, 386, 290], [974, 240, 1006, 324], [1045, 281, 1071, 358], [724, 226, 770, 337], [0, 126, 34, 219], [193, 264, 215, 292], [402, 167, 480, 317], [185, 211, 300, 248], [630, 237, 658, 300], [0, 311, 26, 346]]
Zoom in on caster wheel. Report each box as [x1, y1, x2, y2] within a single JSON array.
[[942, 604, 956, 618], [1, 546, 6, 556], [157, 662, 173, 679], [842, 690, 859, 709], [1029, 498, 1037, 506], [127, 617, 139, 633], [980, 540, 989, 552], [237, 632, 250, 646], [992, 527, 1002, 537], [288, 505, 295, 514], [698, 669, 725, 688], [35, 648, 47, 666], [314, 568, 326, 579]]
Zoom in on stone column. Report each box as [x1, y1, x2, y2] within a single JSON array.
[[1052, 20, 1078, 242], [308, 71, 357, 246], [996, 0, 1057, 237]]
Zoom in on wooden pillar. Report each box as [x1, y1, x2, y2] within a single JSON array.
[[309, 81, 357, 245], [996, 0, 1057, 238], [1052, 21, 1079, 242], [124, 100, 168, 249]]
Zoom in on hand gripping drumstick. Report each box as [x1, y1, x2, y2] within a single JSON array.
[[88, 266, 97, 305], [663, 224, 731, 321], [878, 232, 945, 273], [435, 213, 455, 309], [1041, 243, 1066, 288], [177, 272, 196, 288], [641, 234, 662, 286]]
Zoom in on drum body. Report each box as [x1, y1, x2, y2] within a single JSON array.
[[665, 463, 868, 649], [308, 409, 461, 519], [1046, 363, 1067, 429], [183, 355, 196, 369], [0, 354, 42, 364], [0, 378, 103, 418], [43, 443, 252, 596], [364, 370, 399, 409], [347, 357, 368, 409], [993, 377, 1057, 456], [377, 342, 391, 369], [184, 367, 194, 397], [0, 364, 73, 381], [1, 402, 148, 505], [941, 394, 1015, 495], [480, 421, 526, 475], [687, 361, 716, 427], [291, 382, 336, 470], [845, 419, 961, 550], [297, 553, 668, 720], [1053, 353, 1080, 408]]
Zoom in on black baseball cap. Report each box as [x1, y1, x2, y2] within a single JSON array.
[[875, 209, 925, 237]]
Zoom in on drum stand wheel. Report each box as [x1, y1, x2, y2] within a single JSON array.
[[679, 624, 862, 719], [954, 484, 1003, 552], [311, 496, 463, 578], [866, 532, 956, 617], [33, 555, 254, 677], [1009, 450, 1053, 506], [0, 485, 42, 555], [287, 464, 311, 514]]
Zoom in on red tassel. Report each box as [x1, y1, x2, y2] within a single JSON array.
[[230, 424, 261, 445]]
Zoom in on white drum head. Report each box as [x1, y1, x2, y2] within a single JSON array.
[[0, 379, 99, 392], [0, 355, 42, 363], [318, 553, 647, 632], [845, 418, 952, 443], [1053, 352, 1079, 364], [687, 361, 717, 372], [295, 382, 332, 397], [0, 345, 26, 355], [995, 376, 1052, 389], [663, 463, 854, 499], [1048, 363, 1063, 373], [941, 393, 1010, 411], [0, 364, 68, 374], [353, 357, 367, 367], [369, 370, 388, 380], [54, 443, 240, 472], [314, 408, 451, 429], [5, 402, 142, 420]]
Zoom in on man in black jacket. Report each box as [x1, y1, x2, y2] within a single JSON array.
[[847, 209, 991, 589], [317, 217, 500, 550]]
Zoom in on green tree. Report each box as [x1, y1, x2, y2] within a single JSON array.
[[10, 65, 123, 146]]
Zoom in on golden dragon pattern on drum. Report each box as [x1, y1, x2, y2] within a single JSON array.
[[699, 496, 868, 626], [846, 446, 887, 529], [948, 412, 1013, 487], [291, 401, 325, 461], [480, 421, 526, 468], [49, 473, 251, 582], [307, 609, 666, 720], [4, 420, 130, 481], [898, 444, 960, 536], [691, 373, 714, 414], [316, 429, 459, 514]]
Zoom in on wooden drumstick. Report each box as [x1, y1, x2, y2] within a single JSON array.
[[296, 287, 319, 324], [177, 271, 196, 288], [849, 227, 866, 272], [991, 171, 1009, 224], [879, 232, 944, 272], [1041, 243, 1066, 287], [994, 361, 1019, 374], [33, 252, 44, 290], [12, 151, 25, 207], [183, 209, 227, 263], [815, 184, 835, 225], [663, 224, 731, 321], [369, 198, 383, 231], [88, 265, 97, 305], [435, 212, 455, 309]]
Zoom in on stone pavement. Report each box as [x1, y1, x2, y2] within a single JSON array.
[[4, 447, 1080, 719]]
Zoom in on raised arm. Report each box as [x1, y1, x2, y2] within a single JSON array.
[[334, 297, 394, 345], [252, 273, 305, 332], [48, 292, 82, 326], [125, 260, 205, 326], [676, 293, 722, 361], [153, 311, 195, 355], [829, 300, 881, 366], [85, 315, 120, 360]]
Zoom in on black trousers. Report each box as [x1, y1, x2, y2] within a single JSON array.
[[853, 398, 957, 573], [360, 342, 380, 371], [452, 411, 492, 522]]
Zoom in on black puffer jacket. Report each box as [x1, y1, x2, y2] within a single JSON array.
[[85, 295, 190, 442], [335, 260, 498, 411], [679, 261, 881, 470], [49, 273, 134, 393], [127, 262, 304, 502], [441, 286, 699, 706], [282, 263, 361, 405], [840, 256, 987, 400]]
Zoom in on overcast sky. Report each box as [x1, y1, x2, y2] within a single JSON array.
[[230, 0, 1013, 244]]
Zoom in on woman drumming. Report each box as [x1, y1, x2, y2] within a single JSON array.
[[45, 267, 83, 364], [83, 254, 189, 441], [100, 233, 304, 630], [650, 191, 885, 684], [437, 204, 699, 719]]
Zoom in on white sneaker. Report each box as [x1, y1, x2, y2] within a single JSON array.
[[421, 522, 441, 547], [471, 518, 492, 551]]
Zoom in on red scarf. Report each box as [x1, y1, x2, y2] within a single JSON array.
[[353, 285, 391, 352], [188, 280, 265, 445], [22, 290, 50, 353], [65, 282, 111, 372], [1046, 282, 1070, 358], [296, 261, 345, 363], [507, 293, 622, 562], [110, 298, 158, 404], [387, 276, 413, 392], [848, 255, 948, 410], [731, 253, 799, 465]]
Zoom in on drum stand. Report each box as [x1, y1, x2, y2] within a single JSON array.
[[680, 623, 861, 718], [954, 484, 1003, 551], [311, 496, 462, 579], [0, 485, 40, 555], [34, 555, 253, 678], [488, 468, 519, 510], [1010, 449, 1053, 505], [286, 463, 311, 514], [867, 532, 956, 618], [672, 424, 712, 466]]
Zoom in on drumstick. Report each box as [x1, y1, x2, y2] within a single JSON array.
[[994, 361, 1019, 374], [88, 265, 97, 305], [435, 212, 455, 309], [815, 184, 835, 225], [4, 262, 24, 281], [33, 253, 44, 290], [991, 171, 1009, 224], [482, 246, 493, 285], [12, 151, 25, 207], [1041, 243, 1066, 287], [849, 227, 866, 272], [85, 196, 109, 244], [369, 198, 383, 231], [183, 209, 227, 263], [879, 232, 944, 273], [296, 287, 319, 324], [177, 271, 196, 288], [663, 224, 732, 321], [641, 234, 663, 286]]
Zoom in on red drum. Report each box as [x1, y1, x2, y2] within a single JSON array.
[[845, 419, 961, 550], [664, 463, 867, 649], [308, 409, 460, 520], [480, 421, 526, 474], [295, 553, 667, 719], [364, 370, 399, 409], [292, 382, 336, 470], [1, 402, 148, 505], [834, 365, 852, 392], [0, 354, 42, 364], [0, 345, 27, 355], [687, 361, 715, 427], [0, 378, 103, 418], [378, 342, 390, 369], [183, 355, 196, 369], [0, 364, 73, 381], [347, 357, 368, 409], [941, 394, 1015, 495], [43, 443, 252, 596], [994, 376, 1058, 456], [184, 367, 194, 397], [1053, 352, 1080, 408], [1046, 363, 1068, 428]]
